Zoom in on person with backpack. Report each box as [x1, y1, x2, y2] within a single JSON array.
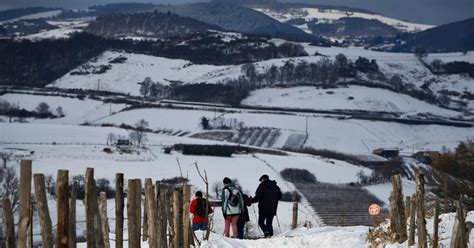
[[237, 193, 252, 239], [251, 174, 282, 238], [190, 191, 213, 231], [221, 177, 243, 238]]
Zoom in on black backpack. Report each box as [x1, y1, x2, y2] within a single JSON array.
[[195, 198, 207, 217]]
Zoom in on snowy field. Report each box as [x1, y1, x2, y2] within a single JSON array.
[[254, 7, 434, 33], [242, 86, 463, 117], [20, 20, 89, 40], [0, 93, 127, 124], [220, 111, 474, 154], [0, 9, 62, 24], [48, 51, 241, 95], [47, 47, 474, 112]]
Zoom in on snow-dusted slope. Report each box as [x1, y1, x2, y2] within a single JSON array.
[[48, 51, 240, 95], [254, 7, 434, 32], [0, 93, 126, 124], [242, 86, 463, 117], [0, 10, 62, 24], [19, 20, 89, 40]]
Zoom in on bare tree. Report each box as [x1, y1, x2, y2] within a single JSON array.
[[130, 119, 149, 147], [0, 151, 12, 168], [106, 133, 117, 145], [36, 102, 50, 115], [0, 166, 20, 213], [56, 106, 64, 117]]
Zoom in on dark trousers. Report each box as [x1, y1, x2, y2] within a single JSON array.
[[237, 222, 245, 239], [258, 214, 274, 237]]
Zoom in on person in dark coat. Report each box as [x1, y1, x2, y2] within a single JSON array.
[[250, 174, 282, 238], [237, 193, 252, 239]]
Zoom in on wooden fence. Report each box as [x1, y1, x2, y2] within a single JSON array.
[[1, 160, 302, 247], [373, 169, 472, 248]]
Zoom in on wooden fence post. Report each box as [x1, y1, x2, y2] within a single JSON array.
[[85, 168, 105, 248], [450, 201, 468, 248], [17, 160, 32, 248], [115, 173, 124, 248], [183, 185, 191, 248], [143, 181, 149, 242], [408, 194, 416, 246], [389, 174, 407, 243], [2, 198, 15, 248], [444, 176, 449, 213], [433, 198, 440, 248], [415, 169, 427, 248], [173, 188, 183, 248], [99, 192, 111, 248], [158, 187, 169, 248], [56, 170, 70, 248], [85, 168, 96, 248], [33, 174, 54, 248], [292, 202, 298, 230], [145, 179, 158, 248], [405, 196, 411, 219], [69, 181, 77, 248], [128, 179, 142, 248]]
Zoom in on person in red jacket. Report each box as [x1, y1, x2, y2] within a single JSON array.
[[190, 191, 213, 231]]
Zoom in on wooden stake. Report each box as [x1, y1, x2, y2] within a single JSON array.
[[292, 202, 298, 230], [450, 201, 468, 248], [389, 174, 407, 243], [408, 195, 416, 246], [115, 173, 124, 248], [183, 185, 191, 248], [173, 188, 183, 248], [405, 196, 411, 219], [56, 170, 70, 248], [433, 198, 440, 248], [69, 181, 77, 248], [145, 179, 158, 248], [17, 160, 32, 248], [99, 192, 111, 248], [128, 179, 142, 248], [158, 187, 169, 248], [415, 169, 427, 248], [33, 174, 54, 248], [444, 176, 449, 213], [143, 180, 149, 242], [2, 198, 16, 248]]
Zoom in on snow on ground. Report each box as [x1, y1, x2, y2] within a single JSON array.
[[0, 93, 126, 124], [254, 7, 434, 33], [48, 51, 241, 95], [364, 179, 416, 206], [256, 153, 371, 184], [19, 20, 89, 40], [96, 108, 218, 132], [220, 111, 474, 154], [0, 10, 63, 24], [242, 86, 462, 117]]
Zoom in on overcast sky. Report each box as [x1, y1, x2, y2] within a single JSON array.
[[0, 0, 473, 25]]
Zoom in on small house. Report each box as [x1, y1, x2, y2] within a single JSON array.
[[412, 151, 440, 165], [373, 148, 400, 159], [116, 139, 131, 146]]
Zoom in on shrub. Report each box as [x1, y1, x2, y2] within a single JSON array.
[[281, 191, 302, 202], [280, 168, 317, 183]]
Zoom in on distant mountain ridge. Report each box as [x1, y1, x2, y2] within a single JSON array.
[[391, 17, 474, 52], [0, 7, 60, 22], [153, 2, 320, 42], [85, 12, 223, 39]]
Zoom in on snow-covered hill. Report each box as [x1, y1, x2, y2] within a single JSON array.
[[242, 85, 463, 117], [254, 7, 434, 33]]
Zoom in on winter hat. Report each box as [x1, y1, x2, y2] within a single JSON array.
[[259, 174, 269, 181], [223, 177, 232, 184]]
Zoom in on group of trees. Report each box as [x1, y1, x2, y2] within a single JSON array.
[[138, 77, 170, 99], [431, 140, 474, 209], [238, 54, 379, 88], [0, 100, 64, 121]]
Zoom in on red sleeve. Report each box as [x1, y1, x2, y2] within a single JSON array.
[[190, 199, 196, 214]]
